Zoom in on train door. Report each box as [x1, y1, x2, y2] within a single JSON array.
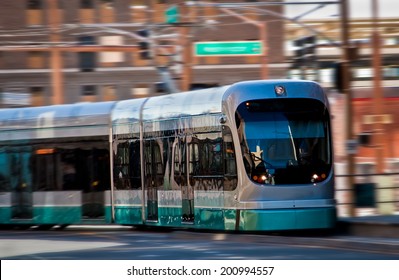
[[59, 146, 109, 221], [10, 147, 33, 220], [173, 137, 194, 223], [144, 139, 163, 222], [77, 148, 109, 220]]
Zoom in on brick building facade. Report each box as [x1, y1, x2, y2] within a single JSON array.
[[0, 0, 285, 106]]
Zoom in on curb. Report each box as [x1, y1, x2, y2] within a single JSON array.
[[337, 220, 399, 238]]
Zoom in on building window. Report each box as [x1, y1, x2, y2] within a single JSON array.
[[30, 86, 45, 106], [100, 36, 123, 65], [100, 2, 115, 24], [82, 85, 96, 96], [131, 0, 146, 6], [81, 0, 93, 9], [27, 0, 42, 9], [384, 67, 399, 78], [130, 0, 147, 24], [0, 52, 3, 68], [355, 68, 372, 79], [101, 0, 113, 7], [27, 0, 43, 25], [131, 85, 149, 97], [78, 36, 96, 71], [81, 85, 96, 102], [79, 1, 95, 23]]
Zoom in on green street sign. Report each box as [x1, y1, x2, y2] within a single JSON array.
[[194, 41, 263, 56], [165, 5, 179, 24]]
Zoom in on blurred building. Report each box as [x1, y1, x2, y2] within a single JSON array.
[[285, 18, 399, 88], [0, 0, 285, 106], [285, 16, 399, 216]]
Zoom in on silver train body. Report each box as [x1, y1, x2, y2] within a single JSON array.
[[0, 80, 336, 231]]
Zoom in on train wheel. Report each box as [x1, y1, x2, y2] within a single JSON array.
[[56, 224, 70, 230], [36, 224, 55, 230]]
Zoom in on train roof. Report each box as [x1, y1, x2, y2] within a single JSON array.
[[226, 79, 324, 99], [0, 101, 116, 128], [143, 86, 228, 120], [0, 101, 116, 141], [223, 79, 327, 112], [112, 86, 229, 124], [0, 79, 327, 141]]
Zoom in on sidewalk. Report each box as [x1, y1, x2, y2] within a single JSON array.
[[337, 215, 399, 238]]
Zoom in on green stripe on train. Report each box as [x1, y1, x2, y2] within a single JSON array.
[[113, 206, 234, 230], [33, 207, 81, 224], [239, 207, 336, 231]]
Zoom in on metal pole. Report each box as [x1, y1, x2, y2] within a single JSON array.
[[220, 8, 268, 80], [47, 0, 64, 105], [260, 22, 268, 80], [372, 0, 384, 174], [340, 0, 356, 217], [108, 127, 115, 223]]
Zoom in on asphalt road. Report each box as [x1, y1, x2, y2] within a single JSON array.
[[0, 225, 398, 260]]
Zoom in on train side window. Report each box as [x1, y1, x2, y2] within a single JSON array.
[[61, 151, 77, 190], [129, 140, 141, 189], [63, 147, 110, 192], [0, 148, 10, 192], [114, 142, 131, 189], [188, 133, 223, 191], [114, 140, 141, 190], [32, 145, 111, 192], [223, 126, 238, 191], [174, 138, 187, 186], [189, 143, 199, 176], [189, 129, 237, 191], [144, 140, 164, 187], [33, 148, 60, 191]]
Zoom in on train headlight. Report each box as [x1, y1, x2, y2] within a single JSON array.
[[311, 173, 326, 183], [312, 174, 319, 181], [260, 175, 267, 182], [253, 174, 267, 183]]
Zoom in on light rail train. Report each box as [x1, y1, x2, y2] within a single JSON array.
[[0, 80, 336, 231]]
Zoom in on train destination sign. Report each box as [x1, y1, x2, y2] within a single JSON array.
[[194, 41, 263, 56]]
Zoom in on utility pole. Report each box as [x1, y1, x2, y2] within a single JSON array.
[[340, 0, 356, 217], [180, 26, 192, 91], [47, 0, 63, 104]]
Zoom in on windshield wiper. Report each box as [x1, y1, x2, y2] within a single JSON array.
[[249, 153, 275, 169]]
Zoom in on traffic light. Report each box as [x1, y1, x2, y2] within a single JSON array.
[[292, 35, 317, 68], [333, 45, 358, 93], [333, 62, 344, 93], [136, 29, 152, 60]]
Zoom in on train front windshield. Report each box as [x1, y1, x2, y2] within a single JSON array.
[[236, 98, 332, 185]]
